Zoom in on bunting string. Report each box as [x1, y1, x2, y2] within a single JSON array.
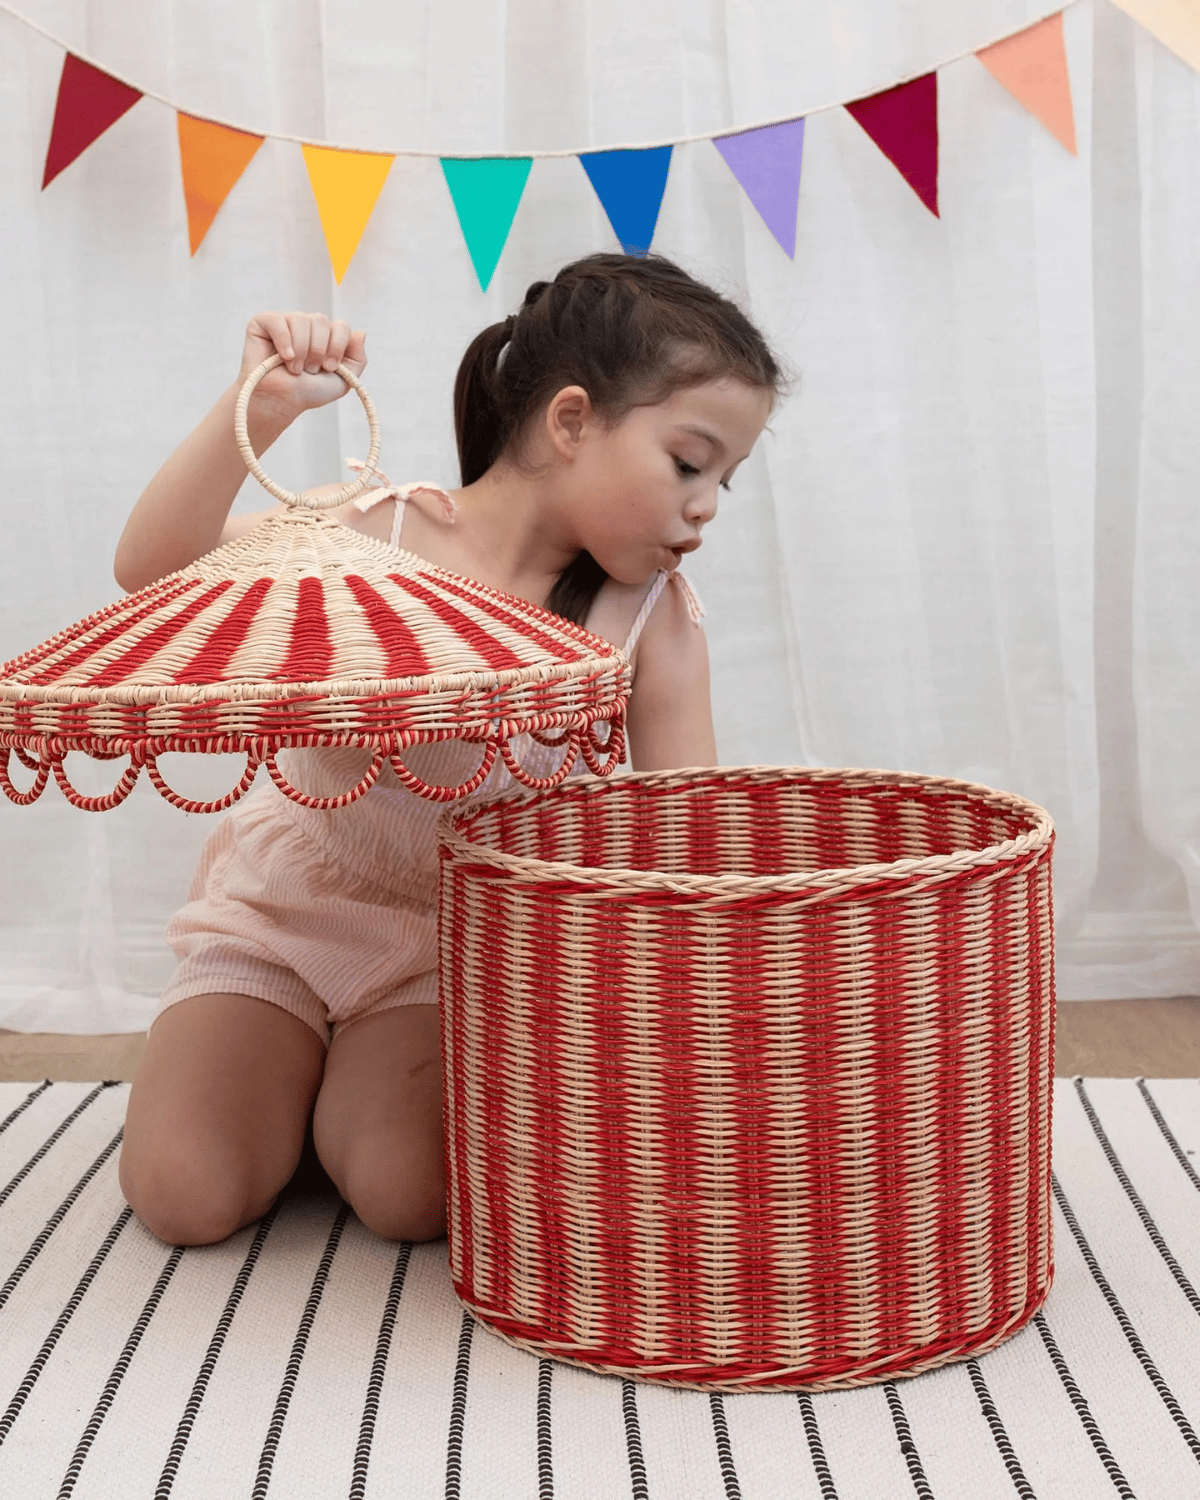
[[3, 0, 1196, 285], [0, 0, 1079, 158]]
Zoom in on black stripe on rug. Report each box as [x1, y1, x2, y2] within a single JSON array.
[[621, 1379, 649, 1500], [796, 1392, 838, 1500], [348, 1239, 412, 1500], [1033, 1311, 1134, 1498], [965, 1356, 1037, 1498], [252, 1201, 350, 1500], [537, 1357, 554, 1499], [0, 1079, 51, 1137], [884, 1381, 935, 1499], [1075, 1078, 1200, 1324], [444, 1310, 475, 1500], [56, 1244, 186, 1499], [1051, 1171, 1200, 1467], [0, 1206, 134, 1450], [709, 1392, 742, 1499], [0, 1082, 115, 1211], [1136, 1080, 1200, 1194], [0, 1128, 123, 1314], [155, 1204, 284, 1499]]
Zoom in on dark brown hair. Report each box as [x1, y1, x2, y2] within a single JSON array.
[[453, 253, 785, 625]]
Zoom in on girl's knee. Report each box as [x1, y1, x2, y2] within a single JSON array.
[[334, 1144, 446, 1242], [118, 1140, 275, 1247], [354, 1189, 446, 1244]]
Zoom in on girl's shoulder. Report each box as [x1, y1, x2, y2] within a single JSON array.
[[327, 482, 458, 554], [586, 575, 653, 651], [620, 572, 714, 768], [589, 570, 705, 663]]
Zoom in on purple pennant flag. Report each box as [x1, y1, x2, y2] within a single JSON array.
[[713, 118, 805, 258]]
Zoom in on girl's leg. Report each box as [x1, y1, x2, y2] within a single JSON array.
[[119, 992, 326, 1246], [312, 1004, 446, 1242]]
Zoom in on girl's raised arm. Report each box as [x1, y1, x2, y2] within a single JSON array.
[[113, 313, 365, 593]]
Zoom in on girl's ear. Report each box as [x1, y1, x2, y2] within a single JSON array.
[[544, 385, 593, 458]]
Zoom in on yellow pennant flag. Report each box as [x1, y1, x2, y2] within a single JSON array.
[[977, 13, 1076, 154], [177, 113, 265, 253], [1109, 0, 1200, 72], [302, 145, 395, 283]]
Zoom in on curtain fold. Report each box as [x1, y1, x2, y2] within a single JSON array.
[[0, 0, 1196, 1030]]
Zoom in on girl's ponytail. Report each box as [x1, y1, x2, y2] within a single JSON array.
[[453, 315, 515, 486]]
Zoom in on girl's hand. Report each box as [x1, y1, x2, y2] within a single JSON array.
[[239, 312, 367, 420]]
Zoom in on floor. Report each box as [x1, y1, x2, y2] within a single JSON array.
[[2, 998, 1199, 1083]]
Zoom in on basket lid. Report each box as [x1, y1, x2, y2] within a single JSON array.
[[0, 357, 629, 812]]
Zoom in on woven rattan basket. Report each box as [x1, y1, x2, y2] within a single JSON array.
[[436, 764, 1056, 1392]]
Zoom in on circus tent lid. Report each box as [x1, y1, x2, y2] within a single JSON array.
[[0, 358, 630, 813]]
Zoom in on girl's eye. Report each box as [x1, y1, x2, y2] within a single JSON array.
[[720, 480, 732, 492], [675, 459, 700, 477]]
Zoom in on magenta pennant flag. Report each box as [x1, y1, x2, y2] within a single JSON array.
[[713, 118, 805, 258], [844, 72, 939, 217], [43, 54, 142, 188]]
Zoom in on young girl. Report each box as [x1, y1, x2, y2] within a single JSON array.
[[114, 253, 783, 1249]]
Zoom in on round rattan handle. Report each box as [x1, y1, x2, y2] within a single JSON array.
[[233, 353, 382, 510]]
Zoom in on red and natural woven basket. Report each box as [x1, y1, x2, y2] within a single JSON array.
[[436, 765, 1056, 1392]]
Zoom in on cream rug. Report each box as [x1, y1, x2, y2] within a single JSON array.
[[1, 1078, 1199, 1499]]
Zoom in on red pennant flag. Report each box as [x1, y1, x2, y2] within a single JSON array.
[[43, 54, 142, 189], [844, 73, 939, 217]]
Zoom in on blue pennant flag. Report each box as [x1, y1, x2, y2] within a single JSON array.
[[578, 145, 673, 257]]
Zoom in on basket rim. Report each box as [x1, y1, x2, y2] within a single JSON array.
[[0, 653, 628, 708], [435, 762, 1055, 900]]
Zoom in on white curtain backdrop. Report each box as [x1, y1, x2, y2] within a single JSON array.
[[0, 0, 1197, 1031]]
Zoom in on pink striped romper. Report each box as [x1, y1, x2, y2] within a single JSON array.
[[156, 484, 699, 1046]]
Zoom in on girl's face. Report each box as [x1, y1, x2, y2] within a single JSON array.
[[552, 377, 773, 586]]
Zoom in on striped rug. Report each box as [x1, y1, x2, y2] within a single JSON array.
[[1, 1078, 1199, 1499]]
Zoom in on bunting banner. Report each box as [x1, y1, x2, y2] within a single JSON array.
[[844, 72, 940, 217], [177, 113, 265, 253], [42, 53, 141, 189], [1109, 0, 1200, 73], [578, 146, 673, 257], [713, 118, 805, 258], [301, 145, 395, 283], [439, 157, 533, 291], [15, 5, 1200, 284], [977, 13, 1077, 153]]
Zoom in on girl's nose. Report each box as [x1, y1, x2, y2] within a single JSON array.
[[685, 484, 720, 526]]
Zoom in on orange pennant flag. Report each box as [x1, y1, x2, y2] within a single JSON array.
[[177, 113, 265, 254], [301, 145, 395, 283], [977, 13, 1077, 154]]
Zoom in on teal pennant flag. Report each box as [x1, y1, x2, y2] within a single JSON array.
[[440, 156, 533, 290], [578, 146, 673, 257]]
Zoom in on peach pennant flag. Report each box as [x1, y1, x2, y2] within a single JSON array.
[[301, 145, 395, 283], [977, 13, 1076, 154], [1108, 0, 1200, 72], [177, 114, 265, 253]]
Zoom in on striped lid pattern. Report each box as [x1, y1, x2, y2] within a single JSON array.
[[0, 508, 629, 812]]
